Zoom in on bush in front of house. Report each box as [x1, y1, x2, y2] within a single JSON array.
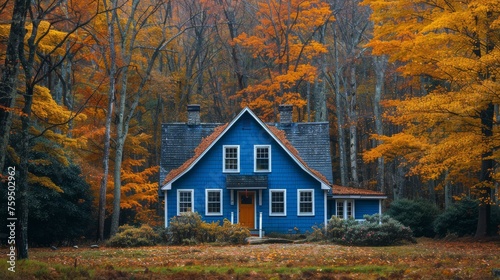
[[327, 214, 416, 246], [167, 212, 250, 245], [386, 199, 439, 237], [325, 216, 358, 241], [107, 224, 160, 247], [167, 212, 203, 244], [218, 219, 251, 244]]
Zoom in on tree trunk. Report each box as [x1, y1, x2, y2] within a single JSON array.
[[348, 65, 359, 185], [332, 28, 348, 187], [110, 69, 129, 236], [98, 0, 118, 241], [373, 55, 387, 193], [0, 0, 30, 173], [475, 103, 494, 238], [17, 89, 34, 260], [314, 24, 327, 122]]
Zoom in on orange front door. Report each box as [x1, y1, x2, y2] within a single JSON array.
[[239, 192, 255, 228]]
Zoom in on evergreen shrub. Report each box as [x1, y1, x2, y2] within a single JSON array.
[[433, 198, 478, 237], [327, 214, 416, 246], [386, 199, 439, 237], [433, 198, 500, 237]]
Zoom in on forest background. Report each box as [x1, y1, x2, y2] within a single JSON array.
[[0, 0, 499, 260]]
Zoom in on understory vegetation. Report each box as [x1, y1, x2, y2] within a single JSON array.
[[386, 199, 500, 238], [1, 238, 498, 279]]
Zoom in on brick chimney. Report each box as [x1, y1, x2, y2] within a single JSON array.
[[187, 104, 200, 125], [278, 104, 293, 124]]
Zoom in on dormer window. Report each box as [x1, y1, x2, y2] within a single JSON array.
[[223, 145, 240, 172], [254, 145, 271, 172]]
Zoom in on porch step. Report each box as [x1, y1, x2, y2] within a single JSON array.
[[249, 229, 265, 236]]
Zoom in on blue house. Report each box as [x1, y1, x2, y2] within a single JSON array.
[[159, 105, 386, 234]]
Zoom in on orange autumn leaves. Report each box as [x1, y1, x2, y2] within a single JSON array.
[[362, 0, 500, 193], [233, 0, 333, 121]]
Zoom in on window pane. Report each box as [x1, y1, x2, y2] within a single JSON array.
[[346, 201, 353, 218], [179, 191, 192, 213], [336, 201, 344, 218], [225, 147, 238, 171], [299, 191, 313, 214], [255, 147, 269, 171], [271, 191, 284, 214], [207, 191, 221, 214]]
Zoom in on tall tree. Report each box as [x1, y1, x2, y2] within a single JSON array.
[[362, 0, 500, 236], [0, 0, 30, 174], [6, 0, 95, 258], [327, 0, 372, 186], [372, 55, 387, 192]]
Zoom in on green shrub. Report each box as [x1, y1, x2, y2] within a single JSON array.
[[386, 199, 439, 237], [167, 212, 250, 245], [327, 214, 416, 246], [433, 198, 500, 237], [433, 198, 478, 237], [106, 224, 160, 247]]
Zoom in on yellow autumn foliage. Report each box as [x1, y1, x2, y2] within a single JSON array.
[[363, 0, 500, 187], [28, 173, 64, 193]]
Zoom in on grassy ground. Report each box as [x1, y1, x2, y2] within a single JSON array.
[[1, 238, 499, 279]]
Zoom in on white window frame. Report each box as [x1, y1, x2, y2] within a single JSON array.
[[336, 199, 354, 219], [254, 145, 271, 172], [177, 189, 194, 215], [269, 189, 286, 216], [205, 189, 223, 216], [297, 189, 315, 216], [223, 145, 240, 173]]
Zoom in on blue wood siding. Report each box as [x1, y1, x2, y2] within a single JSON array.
[[354, 199, 380, 219], [166, 112, 326, 233]]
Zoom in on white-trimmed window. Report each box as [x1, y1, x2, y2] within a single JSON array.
[[298, 189, 314, 216], [269, 189, 286, 216], [206, 189, 223, 216], [254, 145, 271, 172], [336, 200, 354, 219], [177, 189, 194, 215], [223, 145, 240, 172]]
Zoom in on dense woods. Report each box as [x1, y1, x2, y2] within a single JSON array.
[[1, 0, 499, 258]]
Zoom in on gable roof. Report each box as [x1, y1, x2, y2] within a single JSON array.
[[161, 107, 331, 191]]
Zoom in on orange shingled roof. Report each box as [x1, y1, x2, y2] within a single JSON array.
[[332, 185, 386, 196]]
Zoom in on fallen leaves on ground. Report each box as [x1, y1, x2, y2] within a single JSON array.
[[22, 238, 500, 279]]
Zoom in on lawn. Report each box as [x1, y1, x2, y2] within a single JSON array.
[[1, 238, 499, 279]]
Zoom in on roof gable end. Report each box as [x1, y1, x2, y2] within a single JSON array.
[[161, 107, 331, 190]]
